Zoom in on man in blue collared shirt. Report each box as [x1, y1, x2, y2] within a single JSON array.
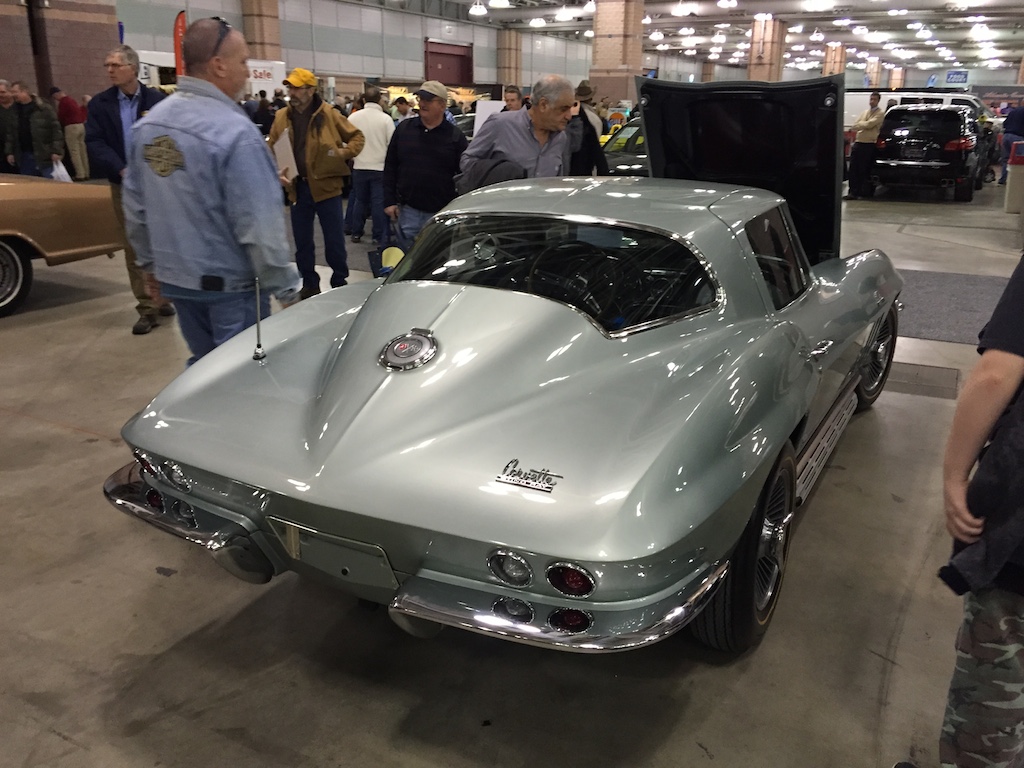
[[459, 74, 574, 182], [122, 18, 300, 366], [86, 44, 172, 335]]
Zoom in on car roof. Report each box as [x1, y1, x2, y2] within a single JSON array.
[[442, 176, 783, 270]]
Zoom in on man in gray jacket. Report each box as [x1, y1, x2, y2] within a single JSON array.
[[122, 18, 300, 366]]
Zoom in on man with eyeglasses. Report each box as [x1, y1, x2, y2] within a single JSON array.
[[120, 18, 301, 366], [269, 68, 364, 298], [86, 44, 173, 335]]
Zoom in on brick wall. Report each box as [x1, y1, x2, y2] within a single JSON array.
[[0, 0, 116, 101], [0, 0, 37, 92]]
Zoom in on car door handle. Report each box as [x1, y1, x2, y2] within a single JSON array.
[[802, 340, 834, 361]]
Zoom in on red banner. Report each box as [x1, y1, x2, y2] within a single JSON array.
[[173, 11, 187, 77]]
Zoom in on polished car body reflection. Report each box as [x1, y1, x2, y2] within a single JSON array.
[[104, 75, 903, 654], [0, 175, 124, 316]]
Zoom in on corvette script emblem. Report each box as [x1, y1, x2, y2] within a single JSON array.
[[496, 459, 563, 493], [379, 328, 438, 371]]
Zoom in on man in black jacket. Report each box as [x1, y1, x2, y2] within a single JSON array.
[[86, 44, 173, 335], [383, 80, 467, 252]]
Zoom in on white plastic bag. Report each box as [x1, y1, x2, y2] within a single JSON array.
[[50, 160, 72, 183]]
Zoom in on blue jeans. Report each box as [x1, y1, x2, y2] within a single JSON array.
[[395, 205, 434, 253], [291, 179, 348, 289], [999, 132, 1023, 183], [346, 169, 389, 245], [166, 288, 270, 367], [19, 153, 52, 178]]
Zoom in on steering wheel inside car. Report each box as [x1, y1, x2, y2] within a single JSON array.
[[526, 241, 647, 323]]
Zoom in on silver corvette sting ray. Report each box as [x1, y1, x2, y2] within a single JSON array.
[[104, 76, 902, 654]]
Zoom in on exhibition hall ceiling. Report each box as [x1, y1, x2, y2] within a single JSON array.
[[468, 0, 1023, 73]]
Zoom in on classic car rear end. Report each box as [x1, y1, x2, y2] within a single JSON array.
[[0, 175, 123, 315], [103, 76, 903, 655]]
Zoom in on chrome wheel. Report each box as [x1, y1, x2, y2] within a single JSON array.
[[0, 239, 33, 318], [856, 306, 898, 410], [754, 474, 793, 613]]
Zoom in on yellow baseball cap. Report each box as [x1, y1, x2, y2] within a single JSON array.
[[283, 68, 317, 88]]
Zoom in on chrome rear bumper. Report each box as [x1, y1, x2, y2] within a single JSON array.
[[103, 462, 277, 584], [389, 561, 729, 653]]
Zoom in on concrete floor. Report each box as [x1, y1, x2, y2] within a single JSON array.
[[2, 181, 1022, 768]]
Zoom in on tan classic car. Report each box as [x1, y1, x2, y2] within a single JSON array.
[[0, 175, 124, 316]]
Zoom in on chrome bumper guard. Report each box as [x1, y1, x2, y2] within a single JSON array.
[[103, 462, 277, 584], [389, 561, 729, 653]]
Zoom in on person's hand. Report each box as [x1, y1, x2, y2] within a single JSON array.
[[385, 205, 399, 221], [119, 168, 126, 178], [6, 154, 14, 165], [278, 167, 292, 187], [944, 477, 984, 544], [51, 153, 62, 165]]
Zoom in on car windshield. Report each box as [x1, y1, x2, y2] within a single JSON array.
[[387, 214, 716, 333]]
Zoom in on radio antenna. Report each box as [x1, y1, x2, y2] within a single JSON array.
[[253, 277, 266, 361]]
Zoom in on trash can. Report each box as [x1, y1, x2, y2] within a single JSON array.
[[1004, 140, 1024, 214]]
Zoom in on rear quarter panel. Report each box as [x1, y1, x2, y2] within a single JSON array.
[[0, 177, 124, 265]]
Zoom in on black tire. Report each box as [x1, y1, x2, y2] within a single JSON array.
[[691, 443, 796, 653], [855, 304, 898, 412], [0, 238, 34, 318], [953, 175, 974, 202]]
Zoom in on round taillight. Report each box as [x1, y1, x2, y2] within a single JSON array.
[[546, 563, 596, 598], [145, 487, 164, 511], [487, 550, 533, 588], [548, 608, 593, 634], [492, 597, 535, 624]]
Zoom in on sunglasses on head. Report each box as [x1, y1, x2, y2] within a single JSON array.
[[210, 16, 231, 57]]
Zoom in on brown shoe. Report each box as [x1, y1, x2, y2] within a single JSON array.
[[300, 285, 321, 300], [132, 315, 158, 335]]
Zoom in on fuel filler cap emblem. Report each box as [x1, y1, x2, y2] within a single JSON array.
[[380, 328, 438, 371]]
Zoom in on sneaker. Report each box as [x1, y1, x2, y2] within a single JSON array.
[[998, 179, 1007, 186], [300, 285, 321, 300], [132, 315, 158, 335], [351, 234, 362, 243], [842, 194, 859, 200], [157, 303, 176, 317]]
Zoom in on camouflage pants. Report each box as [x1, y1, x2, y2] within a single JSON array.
[[940, 588, 1024, 768]]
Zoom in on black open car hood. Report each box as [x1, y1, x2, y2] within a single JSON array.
[[637, 75, 843, 264]]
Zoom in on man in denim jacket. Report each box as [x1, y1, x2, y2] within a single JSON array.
[[122, 18, 300, 366]]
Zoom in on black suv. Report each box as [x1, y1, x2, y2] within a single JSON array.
[[871, 105, 984, 202], [603, 118, 649, 176]]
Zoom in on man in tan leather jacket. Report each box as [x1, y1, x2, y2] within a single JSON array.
[[269, 68, 364, 297]]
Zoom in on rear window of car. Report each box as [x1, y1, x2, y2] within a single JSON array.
[[388, 214, 716, 334], [882, 110, 962, 137]]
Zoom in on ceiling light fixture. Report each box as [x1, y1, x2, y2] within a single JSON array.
[[852, 25, 868, 35], [809, 28, 825, 42], [582, 0, 595, 11], [833, 18, 851, 26], [642, 14, 652, 24], [554, 5, 574, 21], [788, 24, 804, 33], [584, 28, 594, 37], [712, 32, 726, 43], [716, 0, 736, 8], [650, 30, 664, 41], [529, 16, 545, 27], [754, 13, 772, 21], [487, 0, 511, 7], [679, 27, 695, 35], [469, 0, 487, 16]]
